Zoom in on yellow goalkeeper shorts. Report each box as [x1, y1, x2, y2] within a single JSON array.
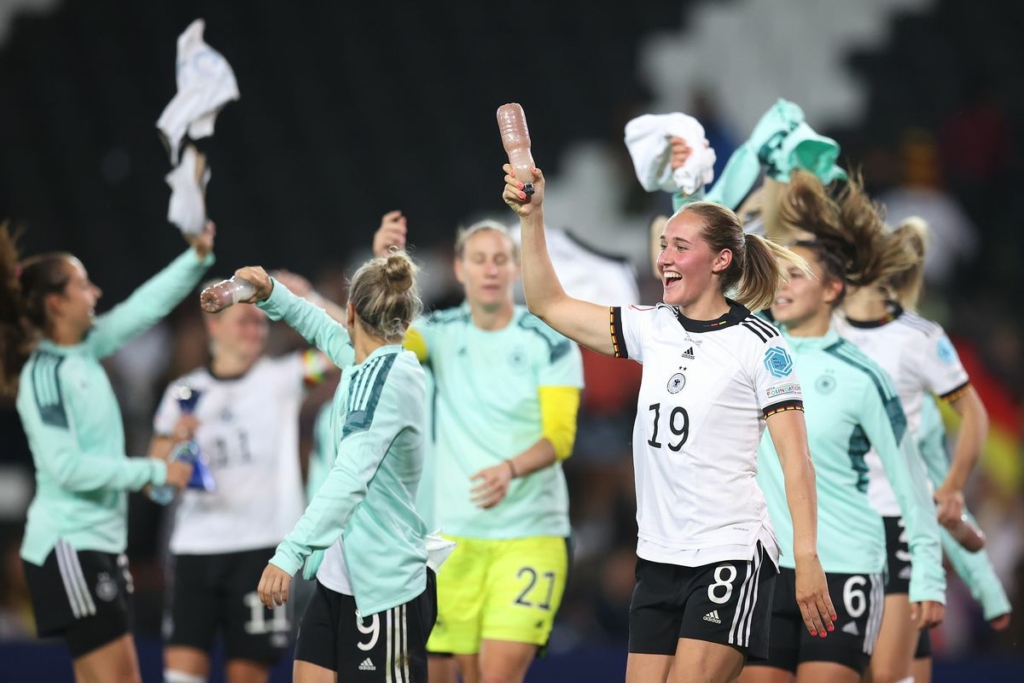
[[426, 535, 569, 654]]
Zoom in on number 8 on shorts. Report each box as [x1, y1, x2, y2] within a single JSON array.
[[629, 545, 778, 660]]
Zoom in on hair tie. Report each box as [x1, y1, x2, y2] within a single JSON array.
[[14, 263, 23, 279]]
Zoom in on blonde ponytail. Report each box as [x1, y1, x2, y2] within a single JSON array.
[[737, 233, 810, 312], [885, 217, 929, 310], [681, 201, 809, 313]]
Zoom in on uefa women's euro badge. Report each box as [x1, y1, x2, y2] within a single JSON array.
[[148, 384, 216, 505]]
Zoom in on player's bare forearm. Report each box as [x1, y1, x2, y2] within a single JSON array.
[[519, 211, 615, 355], [508, 438, 557, 478], [943, 388, 988, 493], [768, 410, 819, 559]]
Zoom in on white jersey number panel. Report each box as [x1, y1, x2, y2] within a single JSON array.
[[154, 354, 309, 554], [612, 303, 803, 568]]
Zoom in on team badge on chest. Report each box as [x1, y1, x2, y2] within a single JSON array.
[[508, 347, 528, 371], [667, 372, 686, 394], [815, 374, 836, 394]]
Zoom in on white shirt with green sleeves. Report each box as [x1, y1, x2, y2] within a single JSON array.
[[19, 247, 214, 565]]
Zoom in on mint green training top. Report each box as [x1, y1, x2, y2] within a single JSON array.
[[259, 282, 429, 616], [19, 247, 214, 565], [756, 328, 945, 604], [412, 304, 583, 539]]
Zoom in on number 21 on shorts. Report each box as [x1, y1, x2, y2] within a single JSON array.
[[514, 567, 557, 610]]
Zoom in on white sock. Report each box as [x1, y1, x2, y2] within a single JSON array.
[[894, 678, 915, 683], [164, 672, 207, 683]]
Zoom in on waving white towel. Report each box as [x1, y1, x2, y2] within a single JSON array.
[[165, 144, 210, 235], [624, 113, 716, 195], [157, 19, 240, 164]]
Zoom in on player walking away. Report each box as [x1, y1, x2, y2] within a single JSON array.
[[503, 165, 835, 683], [0, 222, 212, 682], [372, 213, 584, 683], [152, 273, 342, 683]]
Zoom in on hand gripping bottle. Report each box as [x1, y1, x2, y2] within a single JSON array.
[[200, 276, 256, 313], [148, 441, 202, 506], [497, 103, 536, 195], [148, 384, 216, 505]]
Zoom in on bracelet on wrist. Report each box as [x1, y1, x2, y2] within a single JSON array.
[[505, 459, 518, 479]]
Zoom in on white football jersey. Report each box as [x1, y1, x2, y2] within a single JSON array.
[[154, 354, 312, 554], [833, 306, 970, 516], [612, 302, 804, 568]]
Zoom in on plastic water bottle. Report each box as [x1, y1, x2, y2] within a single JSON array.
[[200, 276, 257, 313], [149, 441, 201, 506], [946, 514, 986, 553], [496, 103, 536, 195]]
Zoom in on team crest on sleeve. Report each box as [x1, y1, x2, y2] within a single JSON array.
[[936, 337, 957, 365], [763, 347, 794, 379], [667, 372, 686, 394]]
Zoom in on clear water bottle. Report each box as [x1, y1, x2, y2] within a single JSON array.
[[149, 441, 200, 506], [496, 103, 536, 195], [200, 276, 257, 313]]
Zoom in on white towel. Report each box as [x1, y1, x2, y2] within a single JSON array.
[[624, 113, 716, 195], [157, 19, 240, 164], [426, 532, 457, 573], [165, 144, 210, 235]]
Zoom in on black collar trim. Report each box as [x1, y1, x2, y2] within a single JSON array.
[[206, 361, 254, 381], [844, 303, 904, 329], [667, 299, 751, 333]]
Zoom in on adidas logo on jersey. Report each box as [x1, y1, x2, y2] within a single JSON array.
[[359, 658, 376, 671], [703, 610, 722, 624], [842, 621, 860, 636], [681, 346, 695, 360]]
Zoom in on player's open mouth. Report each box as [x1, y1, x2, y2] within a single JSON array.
[[774, 296, 792, 306], [663, 272, 681, 289]]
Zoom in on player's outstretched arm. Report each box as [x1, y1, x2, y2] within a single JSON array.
[[502, 164, 615, 356]]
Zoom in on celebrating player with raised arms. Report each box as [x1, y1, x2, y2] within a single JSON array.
[[0, 222, 214, 683], [216, 252, 433, 683], [502, 164, 835, 683]]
